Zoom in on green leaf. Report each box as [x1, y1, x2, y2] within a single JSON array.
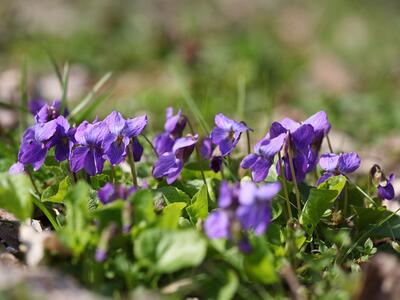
[[157, 186, 191, 204], [159, 202, 186, 229], [93, 200, 124, 230], [0, 173, 32, 220], [41, 176, 71, 203], [243, 249, 278, 284], [186, 184, 208, 224], [353, 206, 387, 229], [59, 181, 91, 258], [131, 190, 156, 226], [134, 228, 207, 273], [217, 270, 239, 300], [300, 175, 346, 234]]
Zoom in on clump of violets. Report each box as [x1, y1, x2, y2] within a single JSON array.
[[152, 135, 198, 184], [241, 111, 331, 183], [97, 183, 136, 205], [204, 180, 280, 252], [317, 152, 361, 185]]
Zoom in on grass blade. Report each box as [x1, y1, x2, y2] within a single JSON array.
[[0, 101, 29, 113], [42, 45, 63, 86], [69, 72, 112, 119], [74, 85, 115, 123], [181, 89, 210, 135], [19, 59, 29, 132], [60, 62, 70, 115]]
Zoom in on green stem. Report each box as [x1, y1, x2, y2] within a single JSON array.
[[326, 134, 334, 153], [141, 134, 159, 157], [185, 116, 210, 200], [246, 129, 251, 155], [31, 196, 60, 231], [287, 138, 302, 214], [279, 153, 293, 220], [344, 183, 348, 217], [27, 170, 40, 196], [127, 142, 138, 187], [110, 165, 116, 184]]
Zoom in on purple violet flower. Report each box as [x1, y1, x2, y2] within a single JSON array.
[[210, 113, 249, 156], [317, 152, 361, 185], [200, 137, 212, 160], [236, 181, 280, 235], [164, 107, 187, 138], [204, 181, 240, 239], [9, 120, 58, 174], [152, 134, 198, 184], [28, 99, 46, 115], [377, 173, 395, 200], [48, 116, 76, 162], [102, 111, 147, 165], [205, 181, 280, 243], [241, 134, 286, 182], [153, 132, 175, 155], [153, 107, 187, 155], [69, 121, 109, 176], [35, 100, 69, 123], [97, 183, 136, 205]]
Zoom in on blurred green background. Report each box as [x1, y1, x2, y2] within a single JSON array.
[[1, 0, 400, 165]]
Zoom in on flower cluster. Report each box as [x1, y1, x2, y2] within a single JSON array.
[[204, 181, 280, 251], [241, 111, 331, 183], [152, 108, 198, 184], [10, 101, 148, 177]]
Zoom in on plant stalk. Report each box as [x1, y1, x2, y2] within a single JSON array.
[[127, 142, 138, 187], [287, 138, 302, 214]]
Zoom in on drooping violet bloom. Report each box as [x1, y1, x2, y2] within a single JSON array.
[[210, 113, 250, 156], [9, 121, 58, 174], [28, 99, 46, 115], [48, 116, 76, 162], [200, 137, 224, 173], [200, 137, 212, 160], [152, 134, 198, 184], [97, 183, 136, 205], [102, 111, 147, 165], [95, 249, 107, 263], [303, 111, 331, 169], [236, 181, 280, 235], [35, 100, 69, 123], [377, 173, 395, 200], [317, 152, 361, 185], [70, 121, 109, 176], [210, 156, 223, 173], [164, 107, 187, 138], [241, 134, 286, 182], [153, 107, 187, 155]]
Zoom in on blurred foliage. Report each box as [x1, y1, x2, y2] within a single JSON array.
[[0, 0, 400, 144]]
